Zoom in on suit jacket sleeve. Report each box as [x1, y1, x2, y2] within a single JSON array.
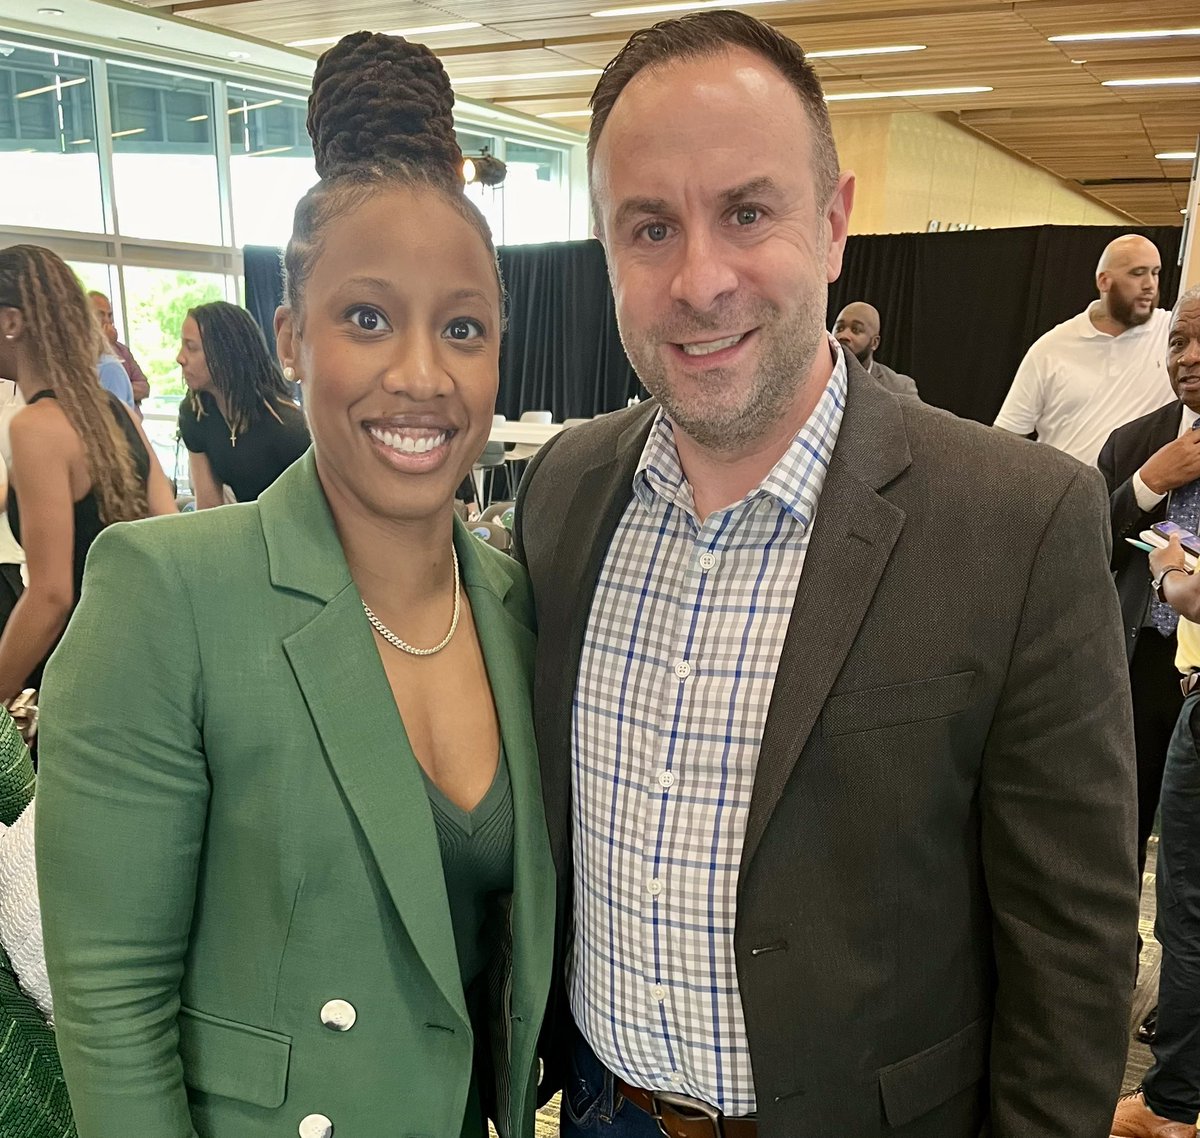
[[981, 464, 1138, 1138], [1099, 431, 1160, 546], [36, 524, 207, 1138]]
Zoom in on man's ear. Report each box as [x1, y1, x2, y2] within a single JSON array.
[[824, 170, 855, 284], [870, 332, 881, 352]]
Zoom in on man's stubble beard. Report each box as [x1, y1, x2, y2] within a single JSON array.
[[618, 289, 829, 454]]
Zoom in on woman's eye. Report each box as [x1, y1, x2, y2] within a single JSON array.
[[348, 306, 389, 332], [445, 318, 483, 341]]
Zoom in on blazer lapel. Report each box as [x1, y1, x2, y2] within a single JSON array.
[[741, 359, 912, 871], [536, 412, 654, 873], [262, 455, 467, 1028]]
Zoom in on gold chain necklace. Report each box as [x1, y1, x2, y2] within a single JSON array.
[[362, 546, 460, 657]]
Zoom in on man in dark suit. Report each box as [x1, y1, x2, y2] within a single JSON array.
[[833, 300, 921, 399], [515, 11, 1138, 1138], [1099, 350, 1200, 883]]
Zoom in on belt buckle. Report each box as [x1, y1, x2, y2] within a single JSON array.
[[651, 1090, 724, 1138]]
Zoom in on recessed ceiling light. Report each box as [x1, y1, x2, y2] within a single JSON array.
[[538, 109, 594, 118], [825, 85, 993, 102], [228, 51, 251, 61], [287, 22, 481, 48], [1071, 59, 1088, 64], [36, 8, 65, 16], [808, 45, 926, 59], [15, 76, 86, 98], [1102, 76, 1200, 87], [1050, 27, 1200, 43], [1156, 150, 1197, 160], [592, 0, 789, 17], [451, 68, 602, 86]]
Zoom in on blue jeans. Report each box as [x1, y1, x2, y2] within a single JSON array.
[[1143, 693, 1200, 1124], [558, 1023, 660, 1137]]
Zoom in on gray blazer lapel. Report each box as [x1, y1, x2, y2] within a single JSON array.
[[742, 358, 912, 871]]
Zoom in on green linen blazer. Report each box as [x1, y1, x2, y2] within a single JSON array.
[[35, 451, 555, 1138]]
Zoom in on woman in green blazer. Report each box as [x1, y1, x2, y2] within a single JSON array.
[[34, 32, 554, 1138]]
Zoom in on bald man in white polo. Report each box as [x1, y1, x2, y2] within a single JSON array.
[[995, 234, 1174, 465]]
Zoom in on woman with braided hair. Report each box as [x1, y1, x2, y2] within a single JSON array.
[[0, 245, 177, 702], [36, 29, 554, 1138], [177, 300, 310, 507]]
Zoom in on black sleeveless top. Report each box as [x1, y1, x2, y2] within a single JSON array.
[[8, 390, 151, 604]]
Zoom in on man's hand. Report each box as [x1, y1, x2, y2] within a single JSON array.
[[1138, 431, 1200, 495], [1149, 533, 1188, 580]]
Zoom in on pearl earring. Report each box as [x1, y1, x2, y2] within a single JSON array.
[[283, 365, 296, 382]]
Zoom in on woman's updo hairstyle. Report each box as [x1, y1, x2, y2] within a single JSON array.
[[283, 31, 502, 317]]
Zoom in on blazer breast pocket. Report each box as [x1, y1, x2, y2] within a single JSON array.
[[822, 671, 976, 739]]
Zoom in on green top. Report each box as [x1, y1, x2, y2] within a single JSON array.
[[423, 749, 514, 1138]]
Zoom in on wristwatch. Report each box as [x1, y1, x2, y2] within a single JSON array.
[[1154, 565, 1189, 603]]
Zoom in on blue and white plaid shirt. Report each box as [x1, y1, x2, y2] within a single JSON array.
[[570, 343, 848, 1116]]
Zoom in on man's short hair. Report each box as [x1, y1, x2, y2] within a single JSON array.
[[588, 9, 840, 209]]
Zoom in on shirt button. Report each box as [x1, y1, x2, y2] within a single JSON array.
[[650, 984, 667, 1002], [657, 771, 675, 789], [698, 551, 717, 571], [299, 1116, 333, 1138], [674, 660, 692, 679], [647, 878, 663, 896]]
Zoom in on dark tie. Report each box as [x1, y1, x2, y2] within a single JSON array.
[[1150, 432, 1200, 636]]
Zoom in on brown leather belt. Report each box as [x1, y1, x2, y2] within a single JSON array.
[[616, 1079, 758, 1138]]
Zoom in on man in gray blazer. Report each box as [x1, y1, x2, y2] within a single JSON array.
[[833, 300, 921, 398], [514, 11, 1138, 1138]]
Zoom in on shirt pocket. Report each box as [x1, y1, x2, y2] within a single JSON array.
[[821, 671, 976, 739]]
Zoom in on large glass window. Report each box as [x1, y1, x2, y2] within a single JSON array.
[[502, 140, 567, 246], [123, 266, 228, 401], [0, 43, 102, 232], [227, 85, 315, 247], [107, 63, 222, 245]]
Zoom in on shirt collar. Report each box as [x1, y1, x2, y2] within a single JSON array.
[[633, 336, 848, 528]]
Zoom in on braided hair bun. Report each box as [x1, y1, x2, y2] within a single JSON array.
[[308, 32, 463, 184]]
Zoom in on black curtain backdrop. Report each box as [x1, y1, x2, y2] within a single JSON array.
[[831, 224, 1182, 423], [243, 245, 285, 359], [495, 240, 640, 419], [243, 224, 1183, 426]]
